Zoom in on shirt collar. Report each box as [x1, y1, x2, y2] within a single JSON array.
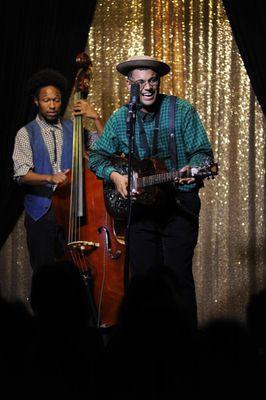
[[36, 114, 63, 132], [138, 94, 163, 121]]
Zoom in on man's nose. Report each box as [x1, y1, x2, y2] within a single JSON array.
[[49, 100, 56, 108], [143, 80, 152, 89]]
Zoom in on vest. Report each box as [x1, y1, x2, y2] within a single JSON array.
[[24, 118, 73, 221]]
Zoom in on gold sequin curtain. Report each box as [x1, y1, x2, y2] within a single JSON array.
[[1, 0, 265, 325], [81, 0, 266, 323], [83, 0, 185, 123]]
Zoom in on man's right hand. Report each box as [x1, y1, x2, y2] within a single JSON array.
[[110, 171, 128, 198]]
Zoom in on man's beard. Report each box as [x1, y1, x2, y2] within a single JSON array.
[[43, 114, 60, 125]]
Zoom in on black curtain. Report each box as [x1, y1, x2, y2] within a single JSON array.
[[223, 0, 266, 115], [0, 0, 97, 248]]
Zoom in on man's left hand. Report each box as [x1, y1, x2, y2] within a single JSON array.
[[72, 100, 100, 120], [178, 165, 195, 185]]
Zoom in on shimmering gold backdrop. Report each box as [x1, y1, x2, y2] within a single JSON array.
[[1, 0, 265, 324]]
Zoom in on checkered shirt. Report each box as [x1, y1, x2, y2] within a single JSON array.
[[88, 94, 213, 192]]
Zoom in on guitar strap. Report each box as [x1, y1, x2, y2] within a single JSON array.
[[151, 112, 160, 157], [168, 95, 177, 170]]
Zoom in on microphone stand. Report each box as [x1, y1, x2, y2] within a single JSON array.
[[124, 86, 138, 292]]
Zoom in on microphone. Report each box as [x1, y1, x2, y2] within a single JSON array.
[[129, 82, 140, 107], [126, 82, 140, 129]]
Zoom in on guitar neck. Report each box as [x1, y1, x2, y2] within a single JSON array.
[[138, 170, 190, 188]]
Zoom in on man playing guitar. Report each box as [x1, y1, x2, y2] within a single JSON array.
[[89, 55, 214, 330]]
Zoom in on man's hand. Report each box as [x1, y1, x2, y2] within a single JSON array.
[[20, 169, 70, 186], [73, 100, 99, 120], [110, 171, 128, 198], [49, 169, 70, 186], [178, 165, 195, 185], [72, 99, 103, 134]]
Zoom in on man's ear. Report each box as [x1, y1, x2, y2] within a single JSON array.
[[33, 97, 39, 107], [126, 79, 131, 91]]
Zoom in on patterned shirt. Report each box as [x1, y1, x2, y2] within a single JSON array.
[[13, 114, 98, 179], [88, 94, 213, 192], [13, 114, 64, 178]]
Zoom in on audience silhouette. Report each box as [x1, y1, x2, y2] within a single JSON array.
[[94, 264, 200, 398], [246, 289, 266, 354], [28, 260, 104, 396], [1, 263, 266, 398], [198, 317, 257, 397], [246, 289, 266, 391], [0, 291, 34, 396]]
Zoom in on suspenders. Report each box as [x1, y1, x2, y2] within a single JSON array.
[[135, 95, 177, 167], [168, 95, 177, 170], [137, 110, 160, 158], [133, 96, 199, 219]]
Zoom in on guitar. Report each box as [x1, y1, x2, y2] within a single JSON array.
[[103, 157, 218, 220]]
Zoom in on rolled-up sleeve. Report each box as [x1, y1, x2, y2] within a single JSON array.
[[12, 128, 33, 179], [183, 105, 213, 166], [88, 116, 120, 181]]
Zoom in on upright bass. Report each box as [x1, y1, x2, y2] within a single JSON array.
[[53, 53, 125, 328]]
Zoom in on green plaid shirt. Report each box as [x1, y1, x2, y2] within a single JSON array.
[[88, 94, 213, 192]]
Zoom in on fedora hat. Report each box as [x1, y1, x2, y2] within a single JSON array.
[[116, 55, 170, 77]]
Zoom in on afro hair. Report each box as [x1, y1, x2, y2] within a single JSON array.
[[27, 68, 68, 99]]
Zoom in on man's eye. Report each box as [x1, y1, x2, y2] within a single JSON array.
[[136, 80, 145, 85], [42, 98, 61, 102]]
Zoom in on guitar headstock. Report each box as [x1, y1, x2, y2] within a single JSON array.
[[191, 158, 219, 179]]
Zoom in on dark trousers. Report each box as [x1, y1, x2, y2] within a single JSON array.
[[129, 191, 201, 328], [24, 206, 65, 272]]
